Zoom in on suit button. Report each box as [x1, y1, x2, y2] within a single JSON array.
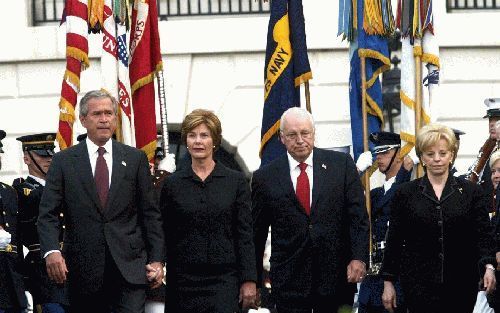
[[439, 253, 444, 260], [436, 205, 441, 210], [309, 224, 313, 230], [437, 220, 443, 227], [438, 237, 443, 243]]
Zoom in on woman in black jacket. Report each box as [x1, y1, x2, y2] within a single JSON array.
[[381, 123, 496, 313], [160, 109, 257, 313]]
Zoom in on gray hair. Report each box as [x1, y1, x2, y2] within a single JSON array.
[[79, 89, 118, 117], [279, 107, 315, 132]]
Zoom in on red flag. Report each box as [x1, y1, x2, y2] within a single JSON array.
[[129, 0, 162, 161], [57, 0, 89, 150]]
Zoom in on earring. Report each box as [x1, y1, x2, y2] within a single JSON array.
[[213, 145, 216, 148]]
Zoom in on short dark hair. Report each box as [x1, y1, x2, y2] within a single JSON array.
[[79, 89, 118, 117]]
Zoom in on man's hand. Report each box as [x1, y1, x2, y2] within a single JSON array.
[[146, 262, 164, 289], [45, 251, 68, 284], [346, 259, 366, 283], [483, 265, 497, 294], [382, 280, 397, 313], [239, 281, 257, 310], [356, 151, 373, 173]]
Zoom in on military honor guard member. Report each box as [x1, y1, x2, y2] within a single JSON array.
[[12, 133, 69, 313], [357, 131, 412, 313], [0, 130, 28, 313]]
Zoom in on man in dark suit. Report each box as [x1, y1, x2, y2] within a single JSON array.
[[13, 133, 69, 313], [252, 107, 369, 313], [0, 130, 28, 313], [37, 90, 165, 313]]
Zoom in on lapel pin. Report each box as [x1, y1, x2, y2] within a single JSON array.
[[458, 187, 463, 194], [121, 161, 127, 167], [322, 164, 327, 169]]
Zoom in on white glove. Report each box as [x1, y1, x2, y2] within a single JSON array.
[[408, 147, 420, 165], [157, 153, 176, 173], [356, 151, 373, 172], [0, 229, 11, 249]]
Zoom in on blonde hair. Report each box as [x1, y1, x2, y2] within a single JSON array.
[[181, 109, 222, 149], [490, 150, 500, 169], [416, 123, 457, 163]]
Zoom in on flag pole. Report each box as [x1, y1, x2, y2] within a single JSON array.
[[156, 70, 170, 155], [305, 81, 312, 113], [360, 55, 373, 271], [414, 45, 423, 178]]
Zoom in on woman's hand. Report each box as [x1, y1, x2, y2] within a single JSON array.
[[483, 264, 496, 294], [239, 281, 257, 310], [382, 280, 397, 313]]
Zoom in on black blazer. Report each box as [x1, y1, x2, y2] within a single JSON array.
[[37, 140, 164, 291], [252, 148, 369, 297], [381, 175, 496, 286], [160, 162, 256, 283]]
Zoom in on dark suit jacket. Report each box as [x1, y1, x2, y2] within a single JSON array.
[[252, 148, 369, 298], [160, 162, 256, 283], [0, 182, 27, 309], [37, 140, 164, 292], [381, 175, 496, 287]]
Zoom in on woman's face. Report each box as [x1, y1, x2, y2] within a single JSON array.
[[421, 138, 453, 177], [186, 123, 214, 161], [491, 160, 500, 190]]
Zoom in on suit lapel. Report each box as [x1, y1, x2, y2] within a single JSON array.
[[311, 149, 323, 213], [106, 141, 126, 211], [274, 156, 305, 214], [74, 141, 102, 211]]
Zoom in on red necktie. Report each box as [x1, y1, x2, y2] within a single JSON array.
[[95, 146, 109, 209], [296, 162, 310, 215]]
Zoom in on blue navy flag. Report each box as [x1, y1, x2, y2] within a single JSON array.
[[260, 0, 312, 167], [348, 0, 390, 161]]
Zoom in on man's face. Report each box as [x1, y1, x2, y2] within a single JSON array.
[[376, 149, 397, 173], [24, 152, 52, 178], [80, 97, 117, 146], [279, 114, 315, 163], [489, 116, 500, 140]]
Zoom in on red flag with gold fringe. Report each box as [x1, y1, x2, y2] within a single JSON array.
[[129, 0, 162, 161], [56, 0, 89, 150]]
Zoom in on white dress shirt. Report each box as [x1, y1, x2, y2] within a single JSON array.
[[287, 151, 314, 208], [383, 176, 396, 195], [85, 137, 113, 187]]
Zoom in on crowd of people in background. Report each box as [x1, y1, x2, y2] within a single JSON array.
[[1, 90, 500, 313]]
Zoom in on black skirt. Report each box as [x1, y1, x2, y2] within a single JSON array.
[[165, 264, 240, 313]]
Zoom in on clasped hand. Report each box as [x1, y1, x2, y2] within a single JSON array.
[[146, 262, 164, 289]]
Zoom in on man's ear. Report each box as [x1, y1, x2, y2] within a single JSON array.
[[23, 153, 30, 166], [279, 131, 285, 144]]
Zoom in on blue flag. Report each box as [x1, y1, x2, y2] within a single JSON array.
[[260, 0, 312, 167], [349, 0, 390, 161]]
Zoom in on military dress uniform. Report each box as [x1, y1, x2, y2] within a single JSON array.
[[358, 132, 410, 313], [13, 133, 68, 313], [0, 130, 27, 313], [13, 177, 69, 311]]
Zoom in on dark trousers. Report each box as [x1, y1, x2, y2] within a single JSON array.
[[275, 294, 352, 313], [70, 247, 146, 313]]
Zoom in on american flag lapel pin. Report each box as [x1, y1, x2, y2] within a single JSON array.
[[121, 161, 127, 167], [322, 164, 327, 170]]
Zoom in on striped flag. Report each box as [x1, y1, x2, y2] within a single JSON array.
[[398, 0, 439, 156], [129, 0, 162, 161], [56, 0, 89, 150], [101, 0, 134, 146], [260, 0, 312, 167]]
